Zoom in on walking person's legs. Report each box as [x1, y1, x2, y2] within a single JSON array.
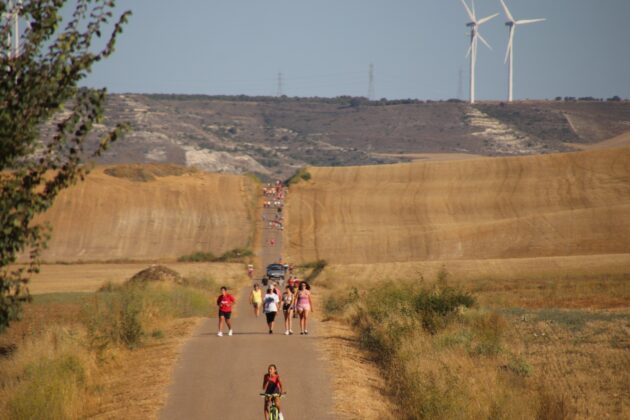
[[287, 309, 293, 333], [217, 313, 224, 336], [303, 309, 310, 334], [283, 309, 289, 334], [298, 309, 305, 333], [266, 311, 276, 333]]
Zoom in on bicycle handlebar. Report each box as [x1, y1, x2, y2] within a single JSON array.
[[259, 392, 286, 397]]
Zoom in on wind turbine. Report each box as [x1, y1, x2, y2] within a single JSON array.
[[461, 0, 498, 104], [500, 0, 546, 102]]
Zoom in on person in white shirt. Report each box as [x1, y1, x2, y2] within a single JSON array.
[[263, 288, 280, 334]]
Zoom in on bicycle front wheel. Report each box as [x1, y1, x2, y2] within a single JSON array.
[[269, 406, 279, 420]]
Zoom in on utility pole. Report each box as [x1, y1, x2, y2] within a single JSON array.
[[276, 72, 284, 97], [367, 63, 374, 100]]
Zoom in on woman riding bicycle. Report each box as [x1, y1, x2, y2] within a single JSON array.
[[262, 364, 284, 420]]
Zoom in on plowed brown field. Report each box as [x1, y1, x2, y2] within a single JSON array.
[[285, 147, 630, 265], [34, 166, 257, 262]]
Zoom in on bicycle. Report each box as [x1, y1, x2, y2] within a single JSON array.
[[260, 392, 286, 420]]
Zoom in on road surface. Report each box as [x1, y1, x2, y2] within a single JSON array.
[[161, 188, 335, 420]]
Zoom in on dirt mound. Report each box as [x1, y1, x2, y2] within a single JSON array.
[[285, 147, 630, 264], [127, 265, 184, 285], [104, 164, 196, 182]]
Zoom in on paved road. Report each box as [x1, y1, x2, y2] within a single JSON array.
[[161, 190, 335, 420]]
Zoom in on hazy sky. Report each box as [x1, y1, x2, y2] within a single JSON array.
[[84, 0, 630, 100]]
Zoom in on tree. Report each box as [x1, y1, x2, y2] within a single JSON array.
[[0, 0, 131, 332]]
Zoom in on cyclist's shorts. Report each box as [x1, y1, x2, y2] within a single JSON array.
[[218, 310, 232, 319]]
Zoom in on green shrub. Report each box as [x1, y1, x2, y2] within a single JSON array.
[[216, 247, 254, 262], [414, 287, 476, 334], [83, 287, 145, 351], [177, 251, 216, 262], [178, 248, 253, 263], [506, 354, 533, 377], [8, 354, 86, 420], [287, 168, 312, 186]]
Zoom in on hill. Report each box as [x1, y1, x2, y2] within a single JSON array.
[[79, 95, 630, 179], [284, 147, 630, 264], [32, 164, 257, 263]]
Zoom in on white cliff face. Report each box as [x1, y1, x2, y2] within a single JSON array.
[[466, 107, 545, 155], [182, 146, 270, 174]]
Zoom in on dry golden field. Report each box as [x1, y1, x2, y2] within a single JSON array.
[[25, 262, 246, 294], [285, 146, 630, 265], [285, 144, 630, 419], [32, 165, 257, 263]]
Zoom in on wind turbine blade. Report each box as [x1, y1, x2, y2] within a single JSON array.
[[460, 0, 475, 22], [466, 42, 472, 58], [478, 13, 499, 25], [499, 0, 515, 22], [472, 0, 477, 20], [516, 18, 546, 25], [504, 26, 515, 63], [477, 32, 493, 50]]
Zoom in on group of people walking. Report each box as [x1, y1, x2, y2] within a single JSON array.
[[250, 281, 313, 335], [215, 281, 313, 336]]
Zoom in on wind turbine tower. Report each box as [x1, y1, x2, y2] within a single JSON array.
[[500, 0, 545, 102], [460, 0, 498, 104]]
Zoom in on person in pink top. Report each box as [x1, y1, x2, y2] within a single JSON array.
[[295, 282, 313, 335]]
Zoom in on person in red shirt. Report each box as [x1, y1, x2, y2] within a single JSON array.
[[216, 286, 236, 337], [262, 364, 284, 420]]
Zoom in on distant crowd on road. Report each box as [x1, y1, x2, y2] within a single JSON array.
[[263, 181, 287, 232], [215, 179, 298, 420]]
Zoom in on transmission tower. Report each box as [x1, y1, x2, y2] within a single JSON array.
[[276, 72, 284, 97], [367, 63, 375, 100]]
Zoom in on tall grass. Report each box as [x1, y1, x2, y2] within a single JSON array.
[[0, 280, 215, 418], [84, 282, 212, 352], [8, 354, 85, 420], [328, 279, 549, 419]]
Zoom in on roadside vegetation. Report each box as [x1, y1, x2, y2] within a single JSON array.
[[321, 267, 628, 419], [286, 167, 312, 186], [298, 260, 328, 283], [0, 272, 235, 419], [178, 247, 254, 263]]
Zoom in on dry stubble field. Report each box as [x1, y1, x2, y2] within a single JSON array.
[[285, 145, 630, 419], [32, 164, 257, 263]]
